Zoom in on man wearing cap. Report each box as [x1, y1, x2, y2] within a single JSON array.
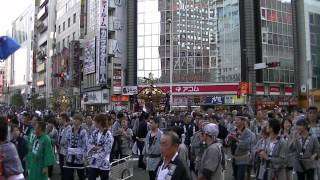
[[198, 123, 223, 180], [289, 118, 320, 180]]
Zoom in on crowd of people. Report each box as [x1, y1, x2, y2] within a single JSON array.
[[0, 106, 319, 180]]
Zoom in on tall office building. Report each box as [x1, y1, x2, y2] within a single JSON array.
[[135, 0, 297, 109], [5, 4, 34, 104], [296, 0, 320, 107]]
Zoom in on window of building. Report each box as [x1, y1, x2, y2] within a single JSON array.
[[73, 13, 76, 24], [68, 18, 71, 27], [58, 25, 61, 33], [310, 14, 315, 25], [63, 22, 65, 31], [57, 41, 60, 52], [67, 36, 70, 46], [62, 39, 65, 47], [73, 32, 76, 40]]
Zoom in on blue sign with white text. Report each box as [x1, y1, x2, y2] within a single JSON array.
[[205, 96, 225, 104]]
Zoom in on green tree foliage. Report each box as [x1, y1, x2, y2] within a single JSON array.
[[10, 94, 24, 108], [31, 95, 46, 111]]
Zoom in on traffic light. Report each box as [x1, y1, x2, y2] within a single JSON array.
[[266, 62, 280, 68], [52, 73, 65, 77]]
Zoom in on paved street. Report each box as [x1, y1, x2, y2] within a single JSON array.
[[50, 159, 236, 180]]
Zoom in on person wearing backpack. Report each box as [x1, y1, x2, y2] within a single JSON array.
[[198, 123, 224, 180]]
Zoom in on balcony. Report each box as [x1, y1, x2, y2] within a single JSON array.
[[39, 0, 49, 8], [37, 19, 48, 34], [37, 6, 48, 21], [37, 49, 47, 61], [37, 62, 46, 73]]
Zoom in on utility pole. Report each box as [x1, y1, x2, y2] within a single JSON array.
[[167, 2, 173, 112]]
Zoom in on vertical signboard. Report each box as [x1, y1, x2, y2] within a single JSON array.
[[80, 0, 86, 38], [70, 41, 81, 87], [97, 0, 108, 85]]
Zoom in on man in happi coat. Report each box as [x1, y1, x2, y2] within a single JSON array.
[[29, 121, 55, 180]]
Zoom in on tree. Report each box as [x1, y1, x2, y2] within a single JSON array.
[[50, 90, 71, 112], [10, 94, 24, 108], [31, 95, 46, 111]]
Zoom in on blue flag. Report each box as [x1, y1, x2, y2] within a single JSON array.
[[0, 36, 21, 60]]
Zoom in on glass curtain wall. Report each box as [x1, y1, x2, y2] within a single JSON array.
[[137, 0, 241, 85], [309, 12, 320, 89], [260, 0, 295, 84]]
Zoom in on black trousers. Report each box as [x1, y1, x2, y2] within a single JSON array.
[[137, 141, 145, 169], [64, 163, 85, 180], [297, 169, 315, 180], [148, 170, 156, 180], [111, 135, 122, 161], [233, 163, 247, 180], [59, 154, 65, 180], [48, 165, 53, 177], [87, 168, 109, 180]]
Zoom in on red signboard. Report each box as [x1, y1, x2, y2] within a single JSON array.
[[270, 86, 280, 95], [256, 85, 265, 95], [285, 86, 293, 95], [111, 95, 129, 102], [157, 84, 238, 94]]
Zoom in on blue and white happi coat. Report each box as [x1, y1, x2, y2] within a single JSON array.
[[64, 126, 88, 165], [87, 129, 114, 170]]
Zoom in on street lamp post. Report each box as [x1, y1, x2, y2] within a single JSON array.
[[168, 17, 173, 111]]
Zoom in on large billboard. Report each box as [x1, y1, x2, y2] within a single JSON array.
[[84, 38, 96, 75]]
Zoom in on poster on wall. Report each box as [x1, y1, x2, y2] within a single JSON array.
[[97, 0, 108, 85], [84, 39, 96, 74]]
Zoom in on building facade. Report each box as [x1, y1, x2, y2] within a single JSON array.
[[33, 0, 57, 106], [5, 4, 34, 105], [52, 0, 82, 110], [81, 0, 128, 111], [296, 0, 320, 108], [254, 0, 297, 109], [136, 0, 297, 109]]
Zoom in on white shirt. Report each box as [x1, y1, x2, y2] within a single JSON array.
[[97, 131, 103, 143], [157, 152, 178, 180], [268, 141, 276, 156]]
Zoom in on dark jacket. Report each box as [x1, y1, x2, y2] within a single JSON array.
[[137, 120, 148, 139], [156, 156, 191, 180], [11, 136, 28, 162], [182, 122, 195, 146]]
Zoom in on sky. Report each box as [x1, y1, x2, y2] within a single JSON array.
[[0, 0, 33, 35]]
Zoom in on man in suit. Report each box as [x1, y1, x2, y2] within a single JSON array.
[[156, 131, 191, 180]]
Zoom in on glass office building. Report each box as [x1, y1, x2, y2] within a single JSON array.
[[137, 0, 241, 85], [309, 12, 320, 89], [260, 0, 295, 84]]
